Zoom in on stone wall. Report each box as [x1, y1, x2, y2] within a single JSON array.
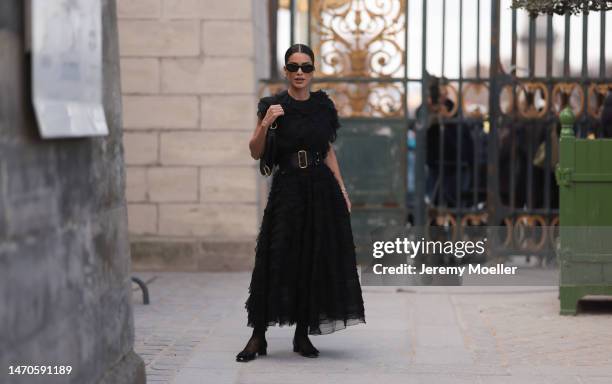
[[0, 0, 145, 383], [117, 0, 268, 271]]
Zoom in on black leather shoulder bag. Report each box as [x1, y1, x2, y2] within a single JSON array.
[[258, 91, 285, 176], [259, 118, 278, 176]]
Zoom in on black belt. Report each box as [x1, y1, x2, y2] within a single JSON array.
[[278, 149, 323, 171]]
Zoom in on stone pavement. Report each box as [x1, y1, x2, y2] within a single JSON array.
[[131, 271, 612, 384]]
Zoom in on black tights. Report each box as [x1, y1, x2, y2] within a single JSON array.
[[242, 322, 317, 353], [241, 325, 267, 353], [294, 321, 318, 354]]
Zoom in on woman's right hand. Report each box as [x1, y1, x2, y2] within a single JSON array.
[[262, 104, 284, 129], [249, 103, 285, 160]]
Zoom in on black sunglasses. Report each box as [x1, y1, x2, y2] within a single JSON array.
[[286, 63, 315, 73]]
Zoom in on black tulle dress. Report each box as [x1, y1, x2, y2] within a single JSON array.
[[244, 89, 366, 336]]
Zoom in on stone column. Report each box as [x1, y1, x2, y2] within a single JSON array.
[[0, 0, 145, 383]]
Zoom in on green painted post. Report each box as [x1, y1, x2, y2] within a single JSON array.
[[559, 106, 575, 138], [555, 107, 575, 191], [556, 106, 577, 315]]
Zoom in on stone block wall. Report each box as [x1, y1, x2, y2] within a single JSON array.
[[117, 0, 269, 271]]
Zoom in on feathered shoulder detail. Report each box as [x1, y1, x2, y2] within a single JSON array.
[[257, 89, 341, 142], [312, 89, 341, 142], [311, 89, 335, 107]]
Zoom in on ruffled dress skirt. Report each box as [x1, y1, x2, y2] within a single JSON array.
[[245, 163, 366, 335]]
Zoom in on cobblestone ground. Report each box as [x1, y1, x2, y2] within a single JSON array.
[[131, 272, 612, 384]]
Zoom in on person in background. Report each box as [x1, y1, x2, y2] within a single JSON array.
[[601, 88, 612, 138]]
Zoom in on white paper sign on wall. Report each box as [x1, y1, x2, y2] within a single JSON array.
[[31, 0, 108, 138]]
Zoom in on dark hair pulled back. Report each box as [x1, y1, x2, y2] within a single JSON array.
[[284, 44, 315, 65]]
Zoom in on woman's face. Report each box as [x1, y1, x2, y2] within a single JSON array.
[[284, 52, 314, 90]]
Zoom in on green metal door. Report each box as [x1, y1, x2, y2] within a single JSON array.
[[333, 118, 407, 263], [556, 108, 612, 315]]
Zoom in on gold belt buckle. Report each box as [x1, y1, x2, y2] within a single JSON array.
[[297, 150, 308, 168]]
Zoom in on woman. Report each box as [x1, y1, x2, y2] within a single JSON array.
[[236, 44, 366, 362]]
